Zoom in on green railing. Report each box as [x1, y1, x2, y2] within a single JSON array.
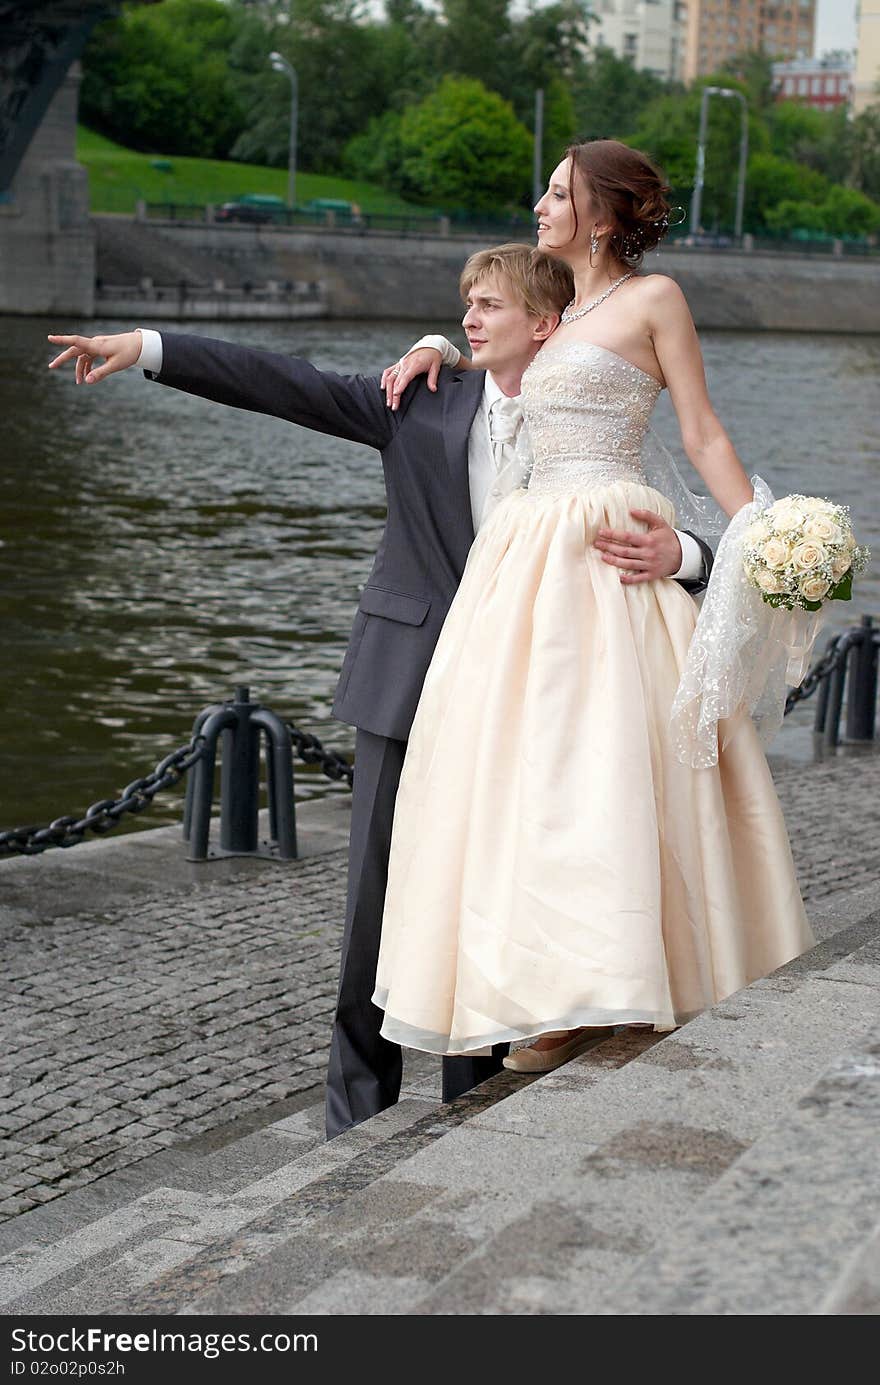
[[136, 202, 880, 256]]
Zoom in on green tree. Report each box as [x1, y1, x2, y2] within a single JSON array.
[[342, 110, 405, 188], [627, 76, 769, 231], [767, 100, 849, 181], [817, 184, 880, 236], [718, 49, 775, 115], [507, 2, 591, 181], [766, 187, 880, 237], [744, 152, 829, 231], [570, 45, 670, 144], [230, 0, 409, 173], [849, 106, 880, 201], [395, 77, 533, 212], [764, 199, 826, 234], [80, 0, 262, 157], [437, 0, 516, 95]]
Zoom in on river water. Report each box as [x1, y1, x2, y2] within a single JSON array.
[[1, 317, 878, 831]]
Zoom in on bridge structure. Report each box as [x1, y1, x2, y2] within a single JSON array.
[[0, 1, 156, 315]]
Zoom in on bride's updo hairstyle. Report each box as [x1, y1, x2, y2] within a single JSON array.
[[566, 139, 673, 268]]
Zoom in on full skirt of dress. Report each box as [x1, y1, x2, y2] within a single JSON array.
[[372, 480, 815, 1053]]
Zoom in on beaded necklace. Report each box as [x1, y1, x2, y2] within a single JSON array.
[[560, 272, 633, 324]]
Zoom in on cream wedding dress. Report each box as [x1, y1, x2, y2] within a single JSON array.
[[372, 340, 815, 1053]]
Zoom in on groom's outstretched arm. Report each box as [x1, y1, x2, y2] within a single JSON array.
[[47, 328, 408, 450], [149, 331, 404, 449]]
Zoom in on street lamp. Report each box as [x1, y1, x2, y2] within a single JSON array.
[[532, 88, 545, 210], [690, 86, 749, 241], [269, 50, 298, 211]]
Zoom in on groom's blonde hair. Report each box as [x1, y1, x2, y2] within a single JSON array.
[[459, 244, 573, 320]]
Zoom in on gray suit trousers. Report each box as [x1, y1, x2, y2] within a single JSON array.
[[324, 729, 508, 1139]]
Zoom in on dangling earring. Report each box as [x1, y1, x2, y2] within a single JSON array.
[[589, 228, 600, 266]]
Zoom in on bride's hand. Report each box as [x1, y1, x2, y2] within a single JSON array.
[[381, 347, 443, 410], [47, 330, 142, 383]]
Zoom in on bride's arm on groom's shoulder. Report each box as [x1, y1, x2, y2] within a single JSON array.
[[381, 334, 474, 410], [645, 277, 754, 518], [47, 327, 405, 448]]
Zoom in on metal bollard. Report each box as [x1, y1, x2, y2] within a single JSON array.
[[183, 687, 297, 862], [846, 615, 878, 742], [814, 617, 879, 747]]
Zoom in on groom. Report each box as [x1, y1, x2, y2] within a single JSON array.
[[47, 244, 712, 1140]]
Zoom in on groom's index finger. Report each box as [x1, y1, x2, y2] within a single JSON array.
[[47, 344, 83, 368]]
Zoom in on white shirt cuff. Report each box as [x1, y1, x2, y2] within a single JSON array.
[[136, 328, 163, 374], [672, 529, 704, 581], [403, 334, 460, 367]]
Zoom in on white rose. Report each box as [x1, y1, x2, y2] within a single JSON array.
[[831, 552, 852, 578], [756, 568, 786, 594], [762, 538, 791, 570], [745, 520, 770, 546], [771, 504, 805, 533], [800, 496, 827, 513], [803, 515, 841, 543], [799, 575, 830, 602], [790, 540, 827, 572]]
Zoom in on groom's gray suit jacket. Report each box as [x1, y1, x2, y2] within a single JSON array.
[[148, 334, 482, 740], [148, 334, 713, 742]]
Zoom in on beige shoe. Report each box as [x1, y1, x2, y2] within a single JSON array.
[[502, 1028, 609, 1073]]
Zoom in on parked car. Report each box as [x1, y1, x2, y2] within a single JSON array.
[[302, 198, 358, 223], [215, 195, 289, 224]]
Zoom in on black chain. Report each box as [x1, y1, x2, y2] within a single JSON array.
[[784, 638, 849, 714], [2, 637, 861, 860], [285, 722, 354, 787], [0, 736, 207, 858]]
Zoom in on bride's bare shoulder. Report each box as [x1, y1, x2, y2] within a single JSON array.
[[633, 272, 688, 307], [633, 273, 694, 333]]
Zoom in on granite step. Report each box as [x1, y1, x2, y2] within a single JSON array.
[[154, 901, 878, 1316], [401, 907, 880, 1316], [3, 891, 876, 1316], [604, 1010, 880, 1315], [0, 1029, 656, 1315]]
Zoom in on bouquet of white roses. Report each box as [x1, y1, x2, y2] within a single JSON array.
[[742, 495, 870, 613]]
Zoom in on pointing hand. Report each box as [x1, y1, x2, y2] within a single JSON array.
[[47, 330, 143, 384]]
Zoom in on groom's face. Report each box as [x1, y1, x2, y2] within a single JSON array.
[[461, 272, 549, 375]]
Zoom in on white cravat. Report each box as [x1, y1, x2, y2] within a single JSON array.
[[468, 374, 530, 534], [488, 394, 524, 467]]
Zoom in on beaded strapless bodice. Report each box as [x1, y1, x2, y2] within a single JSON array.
[[521, 339, 662, 496]]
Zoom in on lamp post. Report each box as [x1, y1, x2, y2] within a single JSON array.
[[690, 86, 749, 241], [269, 50, 298, 211], [532, 87, 545, 210]]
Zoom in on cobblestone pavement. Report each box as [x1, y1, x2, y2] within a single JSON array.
[[0, 749, 878, 1223]]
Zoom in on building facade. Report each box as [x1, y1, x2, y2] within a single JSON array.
[[772, 57, 853, 111], [590, 0, 686, 83], [682, 0, 817, 83], [853, 0, 880, 115]]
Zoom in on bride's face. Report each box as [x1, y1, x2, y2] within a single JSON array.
[[534, 158, 598, 257]]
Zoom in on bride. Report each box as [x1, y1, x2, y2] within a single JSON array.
[[371, 138, 815, 1072]]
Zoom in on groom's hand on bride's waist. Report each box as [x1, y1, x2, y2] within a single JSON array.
[[46, 330, 143, 383], [593, 509, 692, 584]]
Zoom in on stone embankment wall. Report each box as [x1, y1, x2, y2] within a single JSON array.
[[88, 215, 880, 332]]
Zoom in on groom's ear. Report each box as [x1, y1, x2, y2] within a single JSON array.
[[533, 313, 559, 343]]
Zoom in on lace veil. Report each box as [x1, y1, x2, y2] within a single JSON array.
[[667, 473, 826, 768]]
